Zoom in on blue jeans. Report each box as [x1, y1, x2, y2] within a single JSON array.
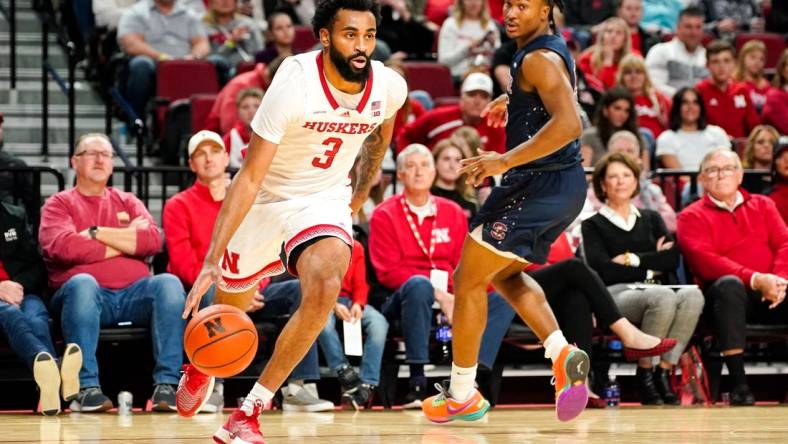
[[125, 55, 157, 117], [382, 275, 516, 368], [50, 273, 186, 388], [318, 296, 389, 386], [0, 295, 56, 369], [248, 280, 320, 381]]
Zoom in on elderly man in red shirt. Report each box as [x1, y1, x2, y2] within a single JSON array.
[[369, 143, 515, 408], [395, 73, 506, 156], [677, 148, 788, 406], [695, 40, 760, 139], [39, 133, 186, 413]]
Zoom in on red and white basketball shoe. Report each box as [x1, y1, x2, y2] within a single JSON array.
[[213, 400, 266, 444], [176, 364, 215, 417]]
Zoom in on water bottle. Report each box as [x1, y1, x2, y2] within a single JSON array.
[[435, 314, 452, 363], [603, 376, 620, 407], [608, 339, 623, 359]]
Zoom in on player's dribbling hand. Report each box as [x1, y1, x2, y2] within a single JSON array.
[[459, 149, 509, 187], [480, 94, 508, 128], [183, 262, 222, 319]]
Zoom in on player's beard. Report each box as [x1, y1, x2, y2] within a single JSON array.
[[329, 44, 371, 83]]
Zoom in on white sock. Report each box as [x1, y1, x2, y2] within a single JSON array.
[[448, 363, 477, 402], [543, 330, 569, 363], [240, 382, 275, 416]]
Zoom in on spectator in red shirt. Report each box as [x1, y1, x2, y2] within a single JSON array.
[[203, 61, 269, 134], [369, 144, 515, 408], [396, 73, 506, 155], [385, 60, 427, 146], [616, 54, 671, 139], [762, 49, 788, 136], [734, 40, 774, 113], [0, 202, 82, 416], [578, 17, 634, 90], [616, 0, 660, 56], [40, 133, 186, 413], [222, 88, 263, 168], [316, 240, 388, 410], [696, 40, 760, 139], [769, 142, 788, 224], [677, 149, 788, 406]]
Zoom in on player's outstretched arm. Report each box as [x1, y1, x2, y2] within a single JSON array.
[[349, 116, 396, 214], [501, 50, 582, 168], [182, 132, 278, 318]]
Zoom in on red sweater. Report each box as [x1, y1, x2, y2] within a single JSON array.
[[396, 105, 506, 156], [677, 190, 788, 289], [634, 93, 671, 138], [369, 195, 467, 292], [162, 181, 223, 288], [204, 63, 268, 134], [524, 233, 574, 272], [39, 188, 161, 290], [577, 51, 620, 90], [341, 240, 369, 306], [696, 79, 760, 138], [762, 87, 788, 136], [769, 183, 788, 226]]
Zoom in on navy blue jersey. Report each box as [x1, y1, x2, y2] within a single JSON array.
[[507, 34, 581, 170]]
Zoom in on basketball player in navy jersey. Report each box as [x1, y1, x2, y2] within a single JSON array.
[[422, 0, 675, 423]]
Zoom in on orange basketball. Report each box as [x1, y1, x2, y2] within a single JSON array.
[[184, 304, 258, 378]]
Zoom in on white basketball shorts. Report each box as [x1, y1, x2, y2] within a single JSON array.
[[217, 190, 353, 293]]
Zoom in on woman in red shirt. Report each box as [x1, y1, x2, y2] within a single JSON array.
[[578, 17, 635, 90], [616, 54, 671, 139]]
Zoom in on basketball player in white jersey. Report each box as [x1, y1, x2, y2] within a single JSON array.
[[174, 0, 407, 442]]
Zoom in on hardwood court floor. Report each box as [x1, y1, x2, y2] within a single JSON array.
[[1, 406, 787, 443]]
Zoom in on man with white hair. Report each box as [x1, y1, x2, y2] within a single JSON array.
[[677, 148, 788, 406], [368, 144, 515, 408]]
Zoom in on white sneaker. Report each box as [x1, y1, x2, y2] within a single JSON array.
[[34, 352, 61, 416], [281, 384, 334, 412]]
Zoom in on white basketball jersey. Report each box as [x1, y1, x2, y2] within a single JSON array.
[[250, 50, 406, 203]]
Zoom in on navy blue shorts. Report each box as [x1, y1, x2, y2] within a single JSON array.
[[470, 164, 586, 264]]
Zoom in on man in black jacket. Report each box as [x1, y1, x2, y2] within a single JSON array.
[[0, 202, 82, 415]]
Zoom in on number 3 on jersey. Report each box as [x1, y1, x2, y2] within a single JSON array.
[[312, 137, 343, 169]]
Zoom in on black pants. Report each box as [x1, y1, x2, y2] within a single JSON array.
[[704, 275, 788, 351], [529, 258, 624, 353]]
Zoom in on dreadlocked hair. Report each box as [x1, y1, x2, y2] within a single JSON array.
[[547, 0, 564, 34]]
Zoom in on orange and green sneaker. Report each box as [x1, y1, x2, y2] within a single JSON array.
[[421, 380, 490, 424], [552, 344, 590, 422]]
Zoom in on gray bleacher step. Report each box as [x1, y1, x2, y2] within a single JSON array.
[[0, 45, 69, 69], [0, 67, 86, 82], [0, 10, 41, 31], [0, 83, 103, 105], [0, 31, 57, 45], [0, 103, 105, 116]]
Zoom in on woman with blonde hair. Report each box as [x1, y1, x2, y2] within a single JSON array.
[[437, 0, 500, 81], [741, 125, 780, 194], [735, 40, 773, 113], [431, 139, 477, 219], [616, 54, 671, 139], [578, 17, 634, 90]]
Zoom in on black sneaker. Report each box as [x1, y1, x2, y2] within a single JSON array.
[[70, 387, 113, 412], [342, 384, 373, 410], [730, 384, 755, 406], [151, 384, 178, 412], [402, 381, 426, 409], [337, 364, 362, 392]]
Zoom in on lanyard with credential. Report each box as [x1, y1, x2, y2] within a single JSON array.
[[400, 195, 438, 269]]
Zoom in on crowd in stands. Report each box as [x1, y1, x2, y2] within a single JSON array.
[[3, 0, 788, 416]]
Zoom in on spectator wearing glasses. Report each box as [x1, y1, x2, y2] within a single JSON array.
[[678, 148, 788, 406], [40, 133, 186, 413]]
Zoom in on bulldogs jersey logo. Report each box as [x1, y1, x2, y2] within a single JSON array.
[[490, 222, 508, 241]]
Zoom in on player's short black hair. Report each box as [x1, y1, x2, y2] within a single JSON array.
[[312, 0, 382, 38]]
